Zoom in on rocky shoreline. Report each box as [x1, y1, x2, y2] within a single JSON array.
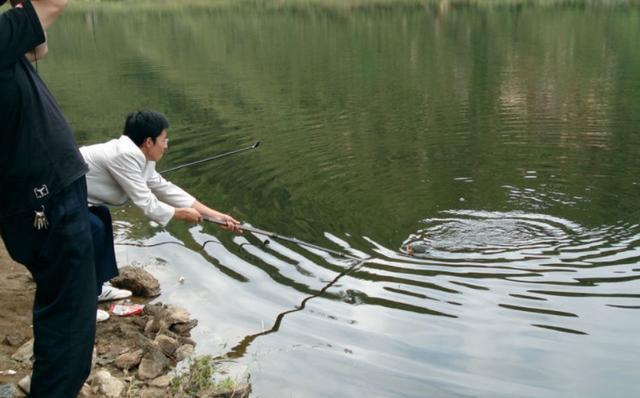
[[0, 245, 251, 398]]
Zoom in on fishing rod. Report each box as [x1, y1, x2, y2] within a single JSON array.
[[160, 140, 261, 174], [204, 217, 361, 261]]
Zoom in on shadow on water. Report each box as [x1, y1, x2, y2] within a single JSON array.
[[224, 257, 367, 359]]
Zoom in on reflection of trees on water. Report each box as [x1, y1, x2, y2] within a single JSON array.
[[43, 4, 640, 229]]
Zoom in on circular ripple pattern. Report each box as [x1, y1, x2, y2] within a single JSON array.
[[401, 210, 640, 269], [405, 210, 581, 254], [402, 210, 590, 261]]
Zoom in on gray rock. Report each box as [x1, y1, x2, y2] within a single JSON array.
[[138, 349, 170, 380], [113, 323, 149, 348], [170, 319, 198, 336], [77, 383, 92, 397], [0, 384, 21, 398], [149, 375, 172, 388], [143, 316, 167, 335], [131, 316, 148, 329], [144, 318, 157, 334], [177, 336, 196, 347], [175, 344, 194, 362], [114, 349, 143, 371], [96, 355, 116, 367], [110, 266, 161, 297], [142, 302, 163, 317], [143, 306, 171, 335], [139, 387, 165, 398], [165, 305, 190, 324], [158, 328, 178, 340], [17, 376, 30, 395], [144, 304, 196, 336], [137, 358, 164, 380], [3, 334, 25, 348], [91, 370, 124, 398], [154, 334, 179, 357], [210, 383, 252, 398], [11, 340, 33, 363]]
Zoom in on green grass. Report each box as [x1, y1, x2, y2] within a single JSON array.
[[170, 356, 215, 396], [168, 355, 246, 397]]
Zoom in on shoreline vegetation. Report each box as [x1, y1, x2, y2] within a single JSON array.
[[67, 0, 640, 11]]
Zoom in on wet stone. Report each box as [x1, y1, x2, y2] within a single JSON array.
[[10, 340, 33, 363], [165, 305, 190, 324], [110, 266, 161, 297], [139, 387, 166, 398], [175, 344, 194, 362], [170, 319, 198, 336], [154, 334, 179, 357], [138, 348, 170, 380], [114, 349, 143, 371], [91, 370, 125, 398], [3, 334, 25, 348], [177, 336, 196, 347], [17, 376, 30, 395], [142, 302, 164, 317], [210, 383, 252, 398], [149, 374, 172, 388]]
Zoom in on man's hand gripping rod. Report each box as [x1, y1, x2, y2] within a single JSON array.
[[203, 217, 360, 260]]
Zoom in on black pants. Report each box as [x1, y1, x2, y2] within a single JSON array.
[[0, 177, 96, 398], [89, 205, 118, 295]]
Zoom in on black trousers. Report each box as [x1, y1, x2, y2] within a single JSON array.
[[88, 205, 118, 295], [0, 177, 96, 398]]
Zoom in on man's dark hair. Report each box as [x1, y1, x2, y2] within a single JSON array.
[[123, 109, 169, 147]]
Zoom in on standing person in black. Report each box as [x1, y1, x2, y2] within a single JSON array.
[[0, 0, 97, 396]]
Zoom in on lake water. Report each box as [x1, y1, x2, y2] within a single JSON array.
[[42, 2, 640, 397]]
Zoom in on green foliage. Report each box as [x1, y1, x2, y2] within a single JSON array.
[[216, 376, 236, 392], [168, 355, 246, 397], [170, 356, 216, 396]]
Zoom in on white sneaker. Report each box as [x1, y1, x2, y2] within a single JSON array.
[[98, 283, 132, 302], [97, 309, 110, 323]]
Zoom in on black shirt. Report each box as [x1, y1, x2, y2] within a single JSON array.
[[0, 0, 88, 218]]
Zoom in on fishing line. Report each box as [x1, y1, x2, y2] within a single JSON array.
[[204, 217, 362, 261]]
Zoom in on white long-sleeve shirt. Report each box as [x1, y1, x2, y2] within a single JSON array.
[[80, 135, 195, 226]]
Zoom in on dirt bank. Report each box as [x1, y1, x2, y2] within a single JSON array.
[[0, 242, 250, 397], [0, 242, 36, 388]]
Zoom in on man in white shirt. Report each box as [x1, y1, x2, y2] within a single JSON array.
[[80, 109, 241, 312], [81, 109, 240, 228]]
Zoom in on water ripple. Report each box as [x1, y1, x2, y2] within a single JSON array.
[[389, 210, 640, 333]]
